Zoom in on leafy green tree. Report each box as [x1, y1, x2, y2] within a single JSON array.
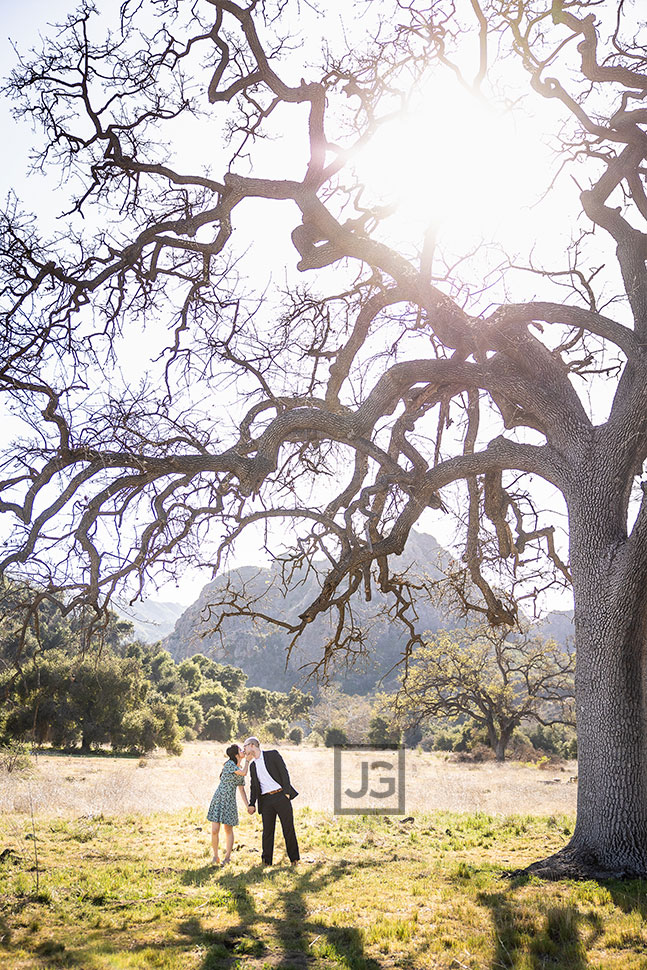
[[0, 582, 137, 668], [210, 663, 247, 697], [396, 627, 575, 762], [190, 654, 219, 676], [239, 686, 272, 726], [177, 659, 203, 692], [147, 651, 183, 696], [3, 651, 151, 751], [115, 701, 182, 755], [69, 656, 149, 751], [148, 701, 183, 756], [4, 650, 74, 745], [527, 723, 577, 761], [189, 656, 247, 695], [367, 715, 401, 748], [264, 718, 288, 742], [116, 709, 160, 754], [424, 722, 474, 754], [176, 697, 204, 734], [194, 684, 228, 715], [72, 611, 136, 654], [203, 708, 237, 742], [276, 687, 313, 723]]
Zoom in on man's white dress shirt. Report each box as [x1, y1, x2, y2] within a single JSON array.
[[254, 750, 281, 793]]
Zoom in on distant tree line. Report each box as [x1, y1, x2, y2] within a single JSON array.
[[0, 582, 575, 763], [0, 582, 311, 755]]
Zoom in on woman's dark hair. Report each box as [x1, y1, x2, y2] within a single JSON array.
[[225, 744, 240, 762]]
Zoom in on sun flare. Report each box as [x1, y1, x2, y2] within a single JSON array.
[[354, 75, 549, 247]]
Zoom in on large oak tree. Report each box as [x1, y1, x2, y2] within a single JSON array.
[[395, 625, 575, 762], [2, 0, 647, 877]]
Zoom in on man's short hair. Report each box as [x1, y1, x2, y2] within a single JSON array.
[[243, 736, 260, 748]]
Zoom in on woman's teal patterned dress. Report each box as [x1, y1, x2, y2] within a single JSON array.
[[207, 759, 244, 825]]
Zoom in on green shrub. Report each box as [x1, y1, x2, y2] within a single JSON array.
[[176, 697, 204, 732], [429, 724, 474, 752], [324, 726, 348, 747], [194, 685, 228, 714], [527, 723, 577, 760], [367, 715, 401, 747], [114, 702, 182, 755], [115, 709, 160, 753], [264, 718, 288, 741], [288, 726, 303, 745], [0, 740, 33, 774], [203, 708, 237, 742]]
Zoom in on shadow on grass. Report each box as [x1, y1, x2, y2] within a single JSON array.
[[0, 915, 11, 948], [477, 883, 603, 970], [181, 864, 215, 887], [2, 936, 97, 970], [606, 878, 647, 920], [31, 747, 142, 761], [188, 859, 385, 970]]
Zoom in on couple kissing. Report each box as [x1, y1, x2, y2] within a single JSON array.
[[207, 735, 300, 867]]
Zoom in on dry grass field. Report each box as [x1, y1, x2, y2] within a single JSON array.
[[0, 743, 577, 818]]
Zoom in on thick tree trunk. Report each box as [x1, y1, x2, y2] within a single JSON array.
[[487, 722, 514, 761], [524, 485, 647, 879]]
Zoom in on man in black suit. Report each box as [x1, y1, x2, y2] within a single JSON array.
[[243, 736, 300, 866]]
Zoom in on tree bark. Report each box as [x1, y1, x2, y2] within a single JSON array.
[[523, 473, 647, 879]]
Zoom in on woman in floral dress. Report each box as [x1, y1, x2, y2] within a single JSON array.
[[207, 743, 250, 865]]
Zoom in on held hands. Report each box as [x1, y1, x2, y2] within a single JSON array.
[[247, 805, 256, 814]]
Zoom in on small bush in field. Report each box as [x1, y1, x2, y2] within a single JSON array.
[[288, 726, 303, 745], [324, 726, 348, 747], [264, 718, 288, 741], [0, 741, 33, 774], [450, 743, 494, 763]]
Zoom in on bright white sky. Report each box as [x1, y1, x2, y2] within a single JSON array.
[[0, 0, 590, 613]]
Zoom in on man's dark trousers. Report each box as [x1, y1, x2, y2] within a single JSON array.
[[261, 792, 300, 864]]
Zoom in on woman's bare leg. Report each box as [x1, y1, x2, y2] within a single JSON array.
[[211, 822, 220, 863], [222, 824, 234, 862]]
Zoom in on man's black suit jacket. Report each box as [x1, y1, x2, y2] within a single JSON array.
[[249, 749, 298, 811]]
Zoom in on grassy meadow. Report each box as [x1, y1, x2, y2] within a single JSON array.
[[2, 745, 647, 969]]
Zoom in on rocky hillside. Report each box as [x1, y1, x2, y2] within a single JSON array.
[[162, 530, 453, 692], [160, 530, 574, 693]]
